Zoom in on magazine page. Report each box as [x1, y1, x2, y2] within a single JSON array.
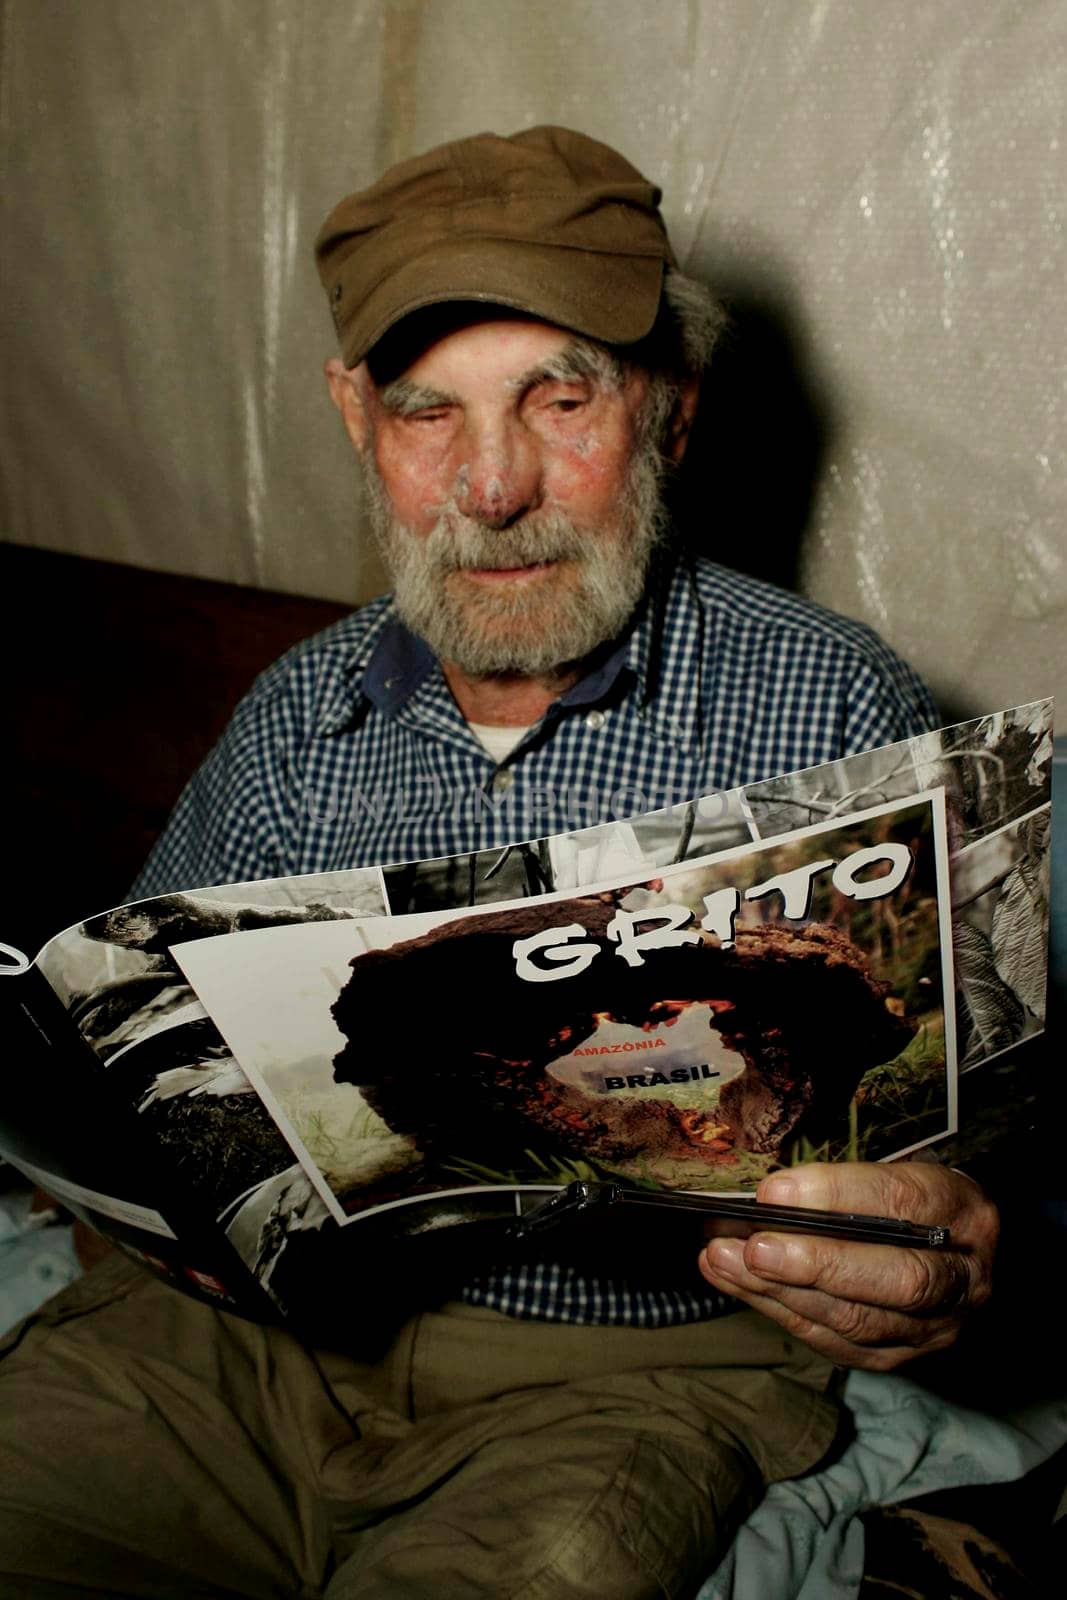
[[363, 698, 1054, 1179], [174, 789, 956, 1242], [1, 870, 389, 1315], [8, 700, 1050, 1321], [0, 964, 179, 1241], [738, 699, 1054, 1167], [380, 703, 1052, 1096], [0, 963, 285, 1317]]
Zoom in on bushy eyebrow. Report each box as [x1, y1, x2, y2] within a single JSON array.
[[377, 377, 456, 416], [506, 339, 626, 394], [375, 339, 626, 414]]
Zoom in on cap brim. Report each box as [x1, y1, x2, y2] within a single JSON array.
[[336, 237, 665, 368]]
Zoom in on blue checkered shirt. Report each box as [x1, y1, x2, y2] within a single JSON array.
[[133, 553, 938, 1326]]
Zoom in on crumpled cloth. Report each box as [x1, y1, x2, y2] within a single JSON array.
[[0, 1187, 81, 1337], [698, 1368, 1067, 1600]]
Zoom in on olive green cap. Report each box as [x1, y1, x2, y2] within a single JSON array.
[[315, 125, 676, 367]]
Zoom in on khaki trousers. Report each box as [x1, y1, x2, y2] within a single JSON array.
[[0, 1254, 839, 1599]]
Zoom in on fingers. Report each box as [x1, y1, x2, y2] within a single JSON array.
[[755, 1162, 997, 1249], [707, 1224, 980, 1316], [696, 1162, 1000, 1372], [700, 1235, 959, 1337], [696, 1253, 959, 1371], [757, 1161, 999, 1293]]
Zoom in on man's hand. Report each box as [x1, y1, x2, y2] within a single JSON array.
[[698, 1162, 999, 1371]]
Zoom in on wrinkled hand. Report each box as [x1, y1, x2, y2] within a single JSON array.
[[699, 1163, 999, 1371]]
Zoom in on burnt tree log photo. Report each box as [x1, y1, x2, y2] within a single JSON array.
[[331, 897, 913, 1176]]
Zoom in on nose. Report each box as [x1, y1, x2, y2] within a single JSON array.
[[453, 419, 541, 529]]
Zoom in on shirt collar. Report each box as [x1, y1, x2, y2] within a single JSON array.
[[314, 600, 397, 736], [361, 615, 437, 713], [322, 550, 706, 749]]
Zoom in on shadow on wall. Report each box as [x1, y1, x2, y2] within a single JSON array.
[[673, 284, 836, 595]]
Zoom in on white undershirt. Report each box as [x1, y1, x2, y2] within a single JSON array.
[[467, 721, 532, 764]]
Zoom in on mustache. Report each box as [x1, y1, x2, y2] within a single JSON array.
[[418, 506, 591, 573]]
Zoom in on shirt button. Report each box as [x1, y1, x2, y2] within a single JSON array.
[[492, 769, 514, 793], [585, 710, 607, 731]]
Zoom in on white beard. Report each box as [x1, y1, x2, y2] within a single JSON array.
[[362, 435, 669, 678]]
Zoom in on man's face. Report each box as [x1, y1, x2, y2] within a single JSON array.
[[339, 318, 670, 678]]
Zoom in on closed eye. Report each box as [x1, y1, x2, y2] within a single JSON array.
[[377, 378, 457, 420], [524, 382, 594, 417]]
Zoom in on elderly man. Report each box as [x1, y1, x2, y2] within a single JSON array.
[[0, 128, 998, 1600]]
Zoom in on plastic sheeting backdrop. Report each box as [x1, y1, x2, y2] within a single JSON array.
[[1, 1, 1064, 717]]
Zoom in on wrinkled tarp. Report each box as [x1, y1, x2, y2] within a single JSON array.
[[1, 0, 1064, 715]]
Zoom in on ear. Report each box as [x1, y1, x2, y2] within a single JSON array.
[[664, 374, 700, 465], [324, 357, 370, 455]]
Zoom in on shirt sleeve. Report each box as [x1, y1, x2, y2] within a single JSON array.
[[840, 634, 941, 756], [127, 662, 307, 901]]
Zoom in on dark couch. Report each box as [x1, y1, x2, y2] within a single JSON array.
[[3, 542, 349, 957]]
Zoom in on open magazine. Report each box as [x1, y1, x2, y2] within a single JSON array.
[[1, 700, 1052, 1328]]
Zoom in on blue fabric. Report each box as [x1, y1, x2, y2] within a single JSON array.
[[0, 1190, 81, 1337], [131, 553, 938, 1326], [699, 1369, 1067, 1600]]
